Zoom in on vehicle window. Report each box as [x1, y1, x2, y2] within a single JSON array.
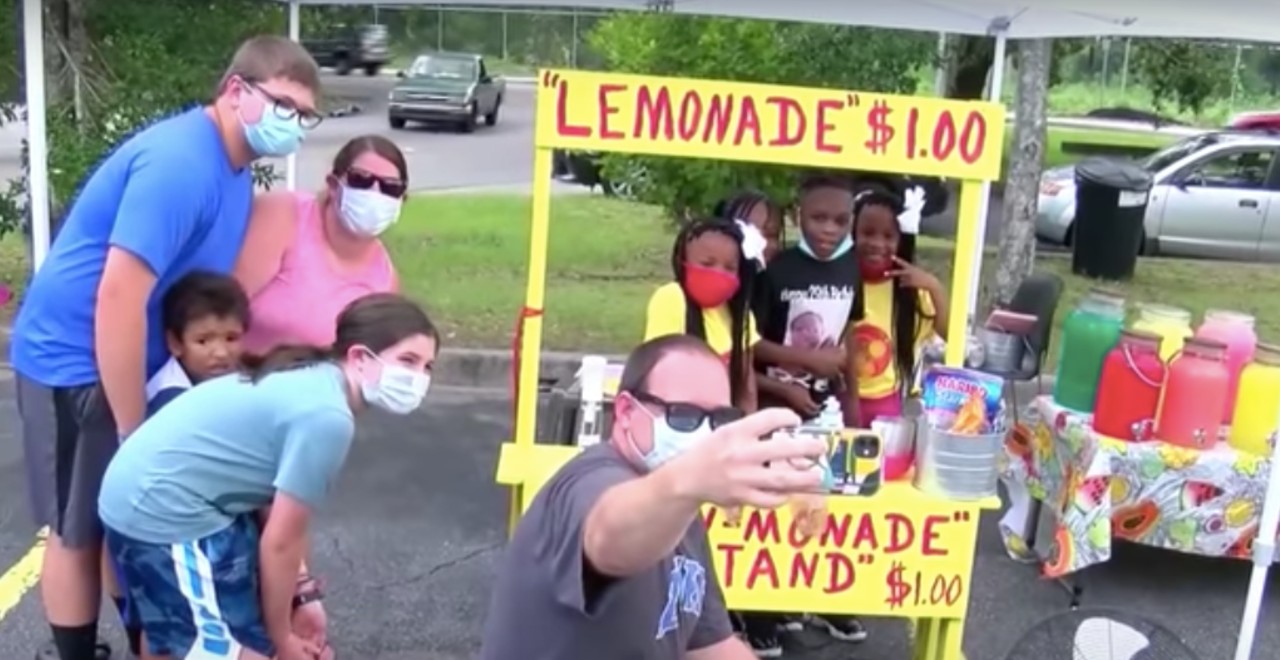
[[1182, 149, 1276, 190], [409, 56, 478, 80], [1142, 135, 1216, 173]]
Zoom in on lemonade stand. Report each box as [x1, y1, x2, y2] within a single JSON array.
[[493, 68, 1006, 660]]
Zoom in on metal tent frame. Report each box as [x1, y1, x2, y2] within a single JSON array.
[[17, 1, 1280, 657]]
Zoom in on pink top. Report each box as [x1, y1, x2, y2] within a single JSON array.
[[242, 192, 395, 354]]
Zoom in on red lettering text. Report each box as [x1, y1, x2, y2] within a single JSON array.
[[789, 552, 817, 588], [597, 84, 627, 139], [702, 508, 717, 529], [853, 513, 880, 551], [922, 515, 950, 556], [633, 85, 674, 140], [677, 91, 704, 141], [702, 94, 734, 144], [716, 543, 744, 585], [746, 548, 780, 589], [884, 513, 916, 553], [766, 96, 806, 147], [555, 81, 591, 137], [815, 99, 843, 153], [735, 97, 762, 146], [744, 510, 780, 544], [819, 513, 851, 547], [824, 553, 855, 594]]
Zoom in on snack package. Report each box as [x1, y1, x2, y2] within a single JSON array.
[[920, 366, 1005, 434], [788, 492, 827, 545], [723, 506, 744, 527]]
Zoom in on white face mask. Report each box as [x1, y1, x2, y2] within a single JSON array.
[[340, 186, 402, 238], [359, 352, 430, 415], [626, 403, 713, 471]]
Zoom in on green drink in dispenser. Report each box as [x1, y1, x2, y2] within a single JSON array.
[[1053, 289, 1126, 412]]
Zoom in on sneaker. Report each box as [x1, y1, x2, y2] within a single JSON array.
[[746, 630, 783, 658], [812, 615, 869, 642], [778, 614, 806, 632]]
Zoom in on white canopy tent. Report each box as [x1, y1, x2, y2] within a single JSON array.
[[17, 1, 1280, 656]]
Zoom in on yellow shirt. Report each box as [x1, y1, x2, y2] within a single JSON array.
[[854, 281, 937, 398], [644, 282, 759, 362]]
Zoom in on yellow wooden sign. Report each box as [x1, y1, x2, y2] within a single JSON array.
[[534, 69, 1005, 182], [496, 443, 987, 621]]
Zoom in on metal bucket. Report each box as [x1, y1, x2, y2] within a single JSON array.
[[978, 327, 1025, 374], [913, 423, 1003, 501]]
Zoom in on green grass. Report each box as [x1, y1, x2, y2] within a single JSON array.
[[6, 194, 1280, 359], [1038, 125, 1181, 170]]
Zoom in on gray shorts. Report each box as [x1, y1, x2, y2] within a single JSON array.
[[15, 374, 117, 548]]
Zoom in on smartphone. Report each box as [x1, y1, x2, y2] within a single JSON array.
[[770, 427, 840, 492], [836, 430, 883, 497]]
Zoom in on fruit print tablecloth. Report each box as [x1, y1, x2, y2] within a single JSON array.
[[998, 395, 1270, 577]]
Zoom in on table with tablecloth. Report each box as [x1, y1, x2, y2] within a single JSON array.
[[998, 395, 1272, 577]]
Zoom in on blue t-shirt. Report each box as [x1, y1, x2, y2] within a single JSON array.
[[99, 363, 356, 544], [10, 108, 253, 387]]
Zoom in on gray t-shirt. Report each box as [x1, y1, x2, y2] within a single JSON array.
[[481, 444, 733, 660]]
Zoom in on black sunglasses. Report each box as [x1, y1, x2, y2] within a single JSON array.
[[627, 390, 744, 432], [345, 169, 407, 198]]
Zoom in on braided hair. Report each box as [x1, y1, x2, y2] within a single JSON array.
[[714, 189, 784, 248], [852, 187, 932, 388], [671, 218, 757, 404]]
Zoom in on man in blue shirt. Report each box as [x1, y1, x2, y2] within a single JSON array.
[[10, 35, 321, 660]]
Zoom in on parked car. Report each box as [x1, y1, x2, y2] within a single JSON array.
[[302, 24, 389, 76], [388, 52, 505, 133], [1036, 131, 1280, 261], [551, 150, 951, 216]]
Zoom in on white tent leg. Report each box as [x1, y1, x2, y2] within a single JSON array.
[[285, 0, 300, 191], [965, 30, 1007, 320], [1233, 413, 1280, 660], [22, 0, 51, 272]]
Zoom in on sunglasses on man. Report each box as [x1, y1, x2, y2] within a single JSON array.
[[626, 390, 744, 432]]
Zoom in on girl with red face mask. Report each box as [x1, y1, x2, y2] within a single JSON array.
[[851, 187, 949, 423], [643, 219, 763, 411]]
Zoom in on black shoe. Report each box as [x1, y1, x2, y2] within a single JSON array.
[[35, 640, 113, 659], [746, 629, 783, 658], [811, 615, 869, 642]]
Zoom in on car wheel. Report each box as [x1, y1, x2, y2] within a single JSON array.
[[459, 103, 478, 133], [364, 64, 380, 76], [389, 116, 406, 130], [334, 56, 352, 76], [484, 97, 502, 126]]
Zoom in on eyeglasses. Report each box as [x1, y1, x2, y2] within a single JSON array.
[[344, 169, 407, 198], [249, 82, 323, 130], [627, 390, 744, 432]]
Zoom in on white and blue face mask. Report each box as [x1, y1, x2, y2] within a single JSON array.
[[238, 84, 307, 158], [798, 234, 853, 262], [360, 351, 431, 415], [624, 393, 735, 471], [340, 186, 403, 238]]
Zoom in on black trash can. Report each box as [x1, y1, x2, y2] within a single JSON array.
[[1071, 158, 1154, 280]]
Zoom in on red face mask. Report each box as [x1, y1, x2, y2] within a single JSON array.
[[683, 263, 740, 308], [859, 258, 892, 284]]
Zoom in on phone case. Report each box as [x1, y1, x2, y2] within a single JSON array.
[[831, 429, 884, 497]]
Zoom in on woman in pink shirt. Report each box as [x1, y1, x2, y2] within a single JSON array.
[[236, 135, 405, 354]]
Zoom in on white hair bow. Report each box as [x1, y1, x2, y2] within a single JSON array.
[[736, 219, 768, 267], [898, 186, 926, 236]]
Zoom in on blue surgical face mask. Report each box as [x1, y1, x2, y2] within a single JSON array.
[[798, 234, 853, 262], [628, 404, 713, 471], [239, 90, 306, 158]]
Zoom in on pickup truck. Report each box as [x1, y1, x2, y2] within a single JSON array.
[[387, 52, 506, 133], [303, 24, 390, 76]]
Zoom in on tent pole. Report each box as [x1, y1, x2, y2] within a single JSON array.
[[1233, 415, 1280, 660], [965, 28, 1007, 320], [285, 0, 300, 191], [22, 0, 50, 272]]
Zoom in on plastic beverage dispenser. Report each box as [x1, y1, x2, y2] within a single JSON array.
[[1230, 343, 1280, 456], [1130, 303, 1193, 362], [1157, 337, 1230, 449], [1194, 310, 1258, 425], [1093, 330, 1165, 441], [1053, 289, 1126, 412]]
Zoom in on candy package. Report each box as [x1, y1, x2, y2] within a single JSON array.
[[788, 492, 827, 546], [920, 366, 1006, 434]]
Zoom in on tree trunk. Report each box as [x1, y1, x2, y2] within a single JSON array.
[[993, 39, 1052, 306]]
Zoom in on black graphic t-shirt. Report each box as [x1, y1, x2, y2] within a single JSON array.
[[752, 246, 864, 409]]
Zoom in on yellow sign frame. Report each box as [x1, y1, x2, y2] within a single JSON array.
[[495, 69, 1006, 660]]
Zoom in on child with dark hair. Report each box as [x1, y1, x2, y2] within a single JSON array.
[[644, 218, 764, 410], [748, 173, 868, 654], [851, 186, 948, 422], [145, 271, 252, 416], [715, 190, 784, 264]]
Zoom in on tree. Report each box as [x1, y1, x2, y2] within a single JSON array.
[[1135, 39, 1234, 116], [587, 13, 933, 219], [993, 39, 1052, 306]]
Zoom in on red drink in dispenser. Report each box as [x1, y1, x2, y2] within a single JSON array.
[[1194, 310, 1257, 424], [1094, 330, 1165, 441], [1157, 337, 1230, 449]]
